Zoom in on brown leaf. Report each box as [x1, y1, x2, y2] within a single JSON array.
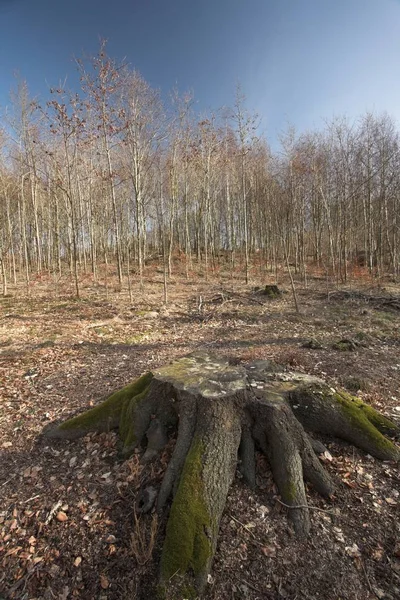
[[261, 545, 276, 557], [372, 547, 384, 561], [56, 511, 68, 522], [5, 546, 22, 556], [100, 573, 109, 589], [33, 556, 43, 564], [343, 480, 357, 489], [106, 534, 116, 544]]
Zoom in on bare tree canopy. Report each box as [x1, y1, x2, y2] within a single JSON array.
[[2, 45, 400, 297]]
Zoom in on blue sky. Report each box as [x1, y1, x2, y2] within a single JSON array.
[[1, 0, 400, 146]]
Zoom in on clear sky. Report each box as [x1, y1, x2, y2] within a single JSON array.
[[1, 0, 400, 146]]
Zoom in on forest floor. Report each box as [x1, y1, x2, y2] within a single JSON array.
[[1, 266, 400, 600]]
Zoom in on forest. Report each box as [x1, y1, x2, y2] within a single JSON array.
[[1, 43, 400, 297], [1, 44, 400, 600]]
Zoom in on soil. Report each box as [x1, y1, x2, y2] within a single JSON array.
[[1, 268, 400, 600]]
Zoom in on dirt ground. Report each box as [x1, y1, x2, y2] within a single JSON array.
[[1, 268, 400, 600]]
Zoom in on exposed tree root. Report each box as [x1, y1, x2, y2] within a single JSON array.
[[289, 384, 400, 461], [43, 352, 400, 599]]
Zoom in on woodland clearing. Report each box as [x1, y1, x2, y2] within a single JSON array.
[[1, 266, 400, 600]]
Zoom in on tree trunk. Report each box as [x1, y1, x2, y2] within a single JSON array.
[[43, 352, 400, 599]]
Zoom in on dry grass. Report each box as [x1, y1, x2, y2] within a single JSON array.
[[130, 512, 159, 566]]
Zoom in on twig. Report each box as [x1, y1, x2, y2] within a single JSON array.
[[361, 559, 379, 598], [85, 321, 110, 329], [241, 579, 264, 593], [0, 474, 16, 488], [390, 564, 400, 581], [228, 514, 265, 547], [24, 494, 41, 504], [274, 496, 335, 514], [45, 500, 62, 525]]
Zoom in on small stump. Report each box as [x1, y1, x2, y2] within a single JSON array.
[[262, 284, 282, 297]]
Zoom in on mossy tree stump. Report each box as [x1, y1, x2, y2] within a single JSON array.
[[44, 352, 400, 599], [262, 284, 281, 297]]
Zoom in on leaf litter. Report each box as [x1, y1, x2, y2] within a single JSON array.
[[0, 274, 400, 599]]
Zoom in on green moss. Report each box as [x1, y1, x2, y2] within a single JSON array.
[[155, 354, 246, 397], [361, 405, 398, 436], [332, 339, 358, 352], [124, 332, 152, 344], [93, 326, 110, 336], [335, 390, 398, 436], [354, 331, 370, 342], [157, 582, 198, 600], [282, 479, 298, 503], [263, 284, 281, 298], [156, 355, 209, 385], [342, 376, 369, 393], [375, 310, 397, 322], [58, 372, 153, 434], [302, 338, 323, 349], [161, 438, 212, 585], [120, 384, 152, 451], [334, 389, 399, 455]]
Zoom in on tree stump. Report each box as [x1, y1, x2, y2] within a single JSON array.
[[43, 352, 400, 599], [262, 284, 282, 297]]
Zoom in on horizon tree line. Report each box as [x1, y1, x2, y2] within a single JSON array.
[[1, 43, 400, 297]]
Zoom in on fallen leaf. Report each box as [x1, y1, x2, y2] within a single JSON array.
[[333, 527, 345, 543], [56, 511, 68, 522], [59, 586, 70, 600], [261, 545, 276, 557], [33, 556, 43, 563], [74, 556, 82, 567], [5, 546, 22, 556], [100, 573, 109, 589], [343, 480, 357, 489], [372, 547, 384, 561], [345, 543, 361, 558]]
